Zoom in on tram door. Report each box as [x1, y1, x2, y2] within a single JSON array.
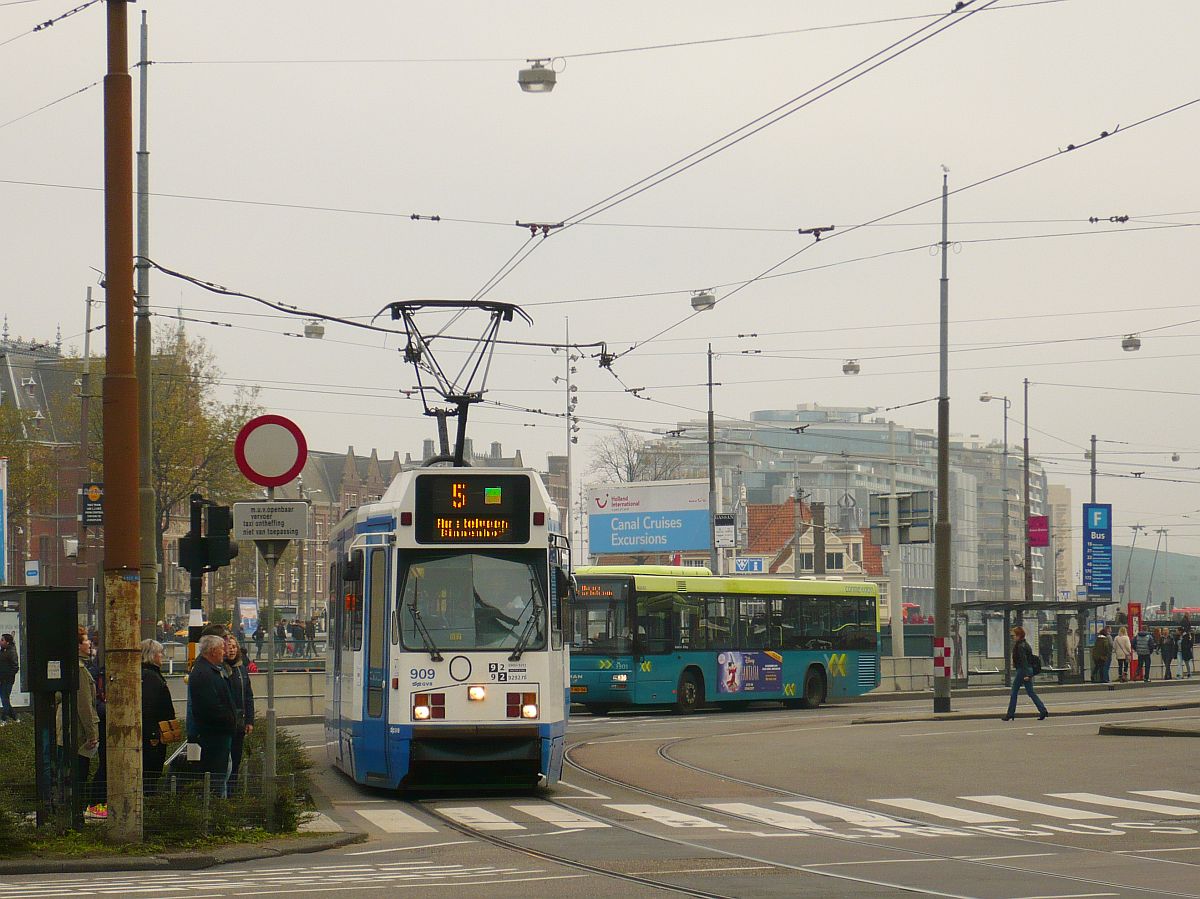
[[360, 545, 392, 779]]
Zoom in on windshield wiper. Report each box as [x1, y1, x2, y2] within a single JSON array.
[[508, 579, 544, 662], [408, 603, 443, 662]]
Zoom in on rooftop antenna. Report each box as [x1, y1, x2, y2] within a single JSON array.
[[383, 299, 533, 467]]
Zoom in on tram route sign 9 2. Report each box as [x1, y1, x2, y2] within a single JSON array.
[[414, 474, 531, 544]]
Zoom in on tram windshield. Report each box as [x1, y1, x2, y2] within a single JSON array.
[[570, 578, 632, 655], [399, 550, 546, 652]]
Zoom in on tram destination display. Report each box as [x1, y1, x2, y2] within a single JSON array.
[[414, 474, 531, 544]]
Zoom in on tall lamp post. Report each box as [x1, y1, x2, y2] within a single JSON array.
[[691, 290, 718, 573], [980, 394, 1012, 607], [933, 173, 952, 714]]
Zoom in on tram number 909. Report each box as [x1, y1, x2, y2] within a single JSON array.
[[410, 668, 436, 681]]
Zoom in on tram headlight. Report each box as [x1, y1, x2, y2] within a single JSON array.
[[521, 703, 539, 719], [467, 685, 487, 702], [413, 704, 431, 720]]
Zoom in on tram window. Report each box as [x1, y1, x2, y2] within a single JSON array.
[[366, 548, 387, 718], [351, 550, 365, 652]]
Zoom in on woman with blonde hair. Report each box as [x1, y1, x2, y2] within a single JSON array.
[[1112, 625, 1133, 682], [1002, 625, 1048, 721]]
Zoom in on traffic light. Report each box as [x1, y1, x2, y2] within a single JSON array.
[[203, 504, 239, 570], [176, 500, 238, 574]]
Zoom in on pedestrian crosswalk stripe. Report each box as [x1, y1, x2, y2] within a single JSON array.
[[605, 804, 722, 828], [777, 800, 907, 828], [705, 802, 832, 831], [354, 808, 438, 833], [440, 807, 525, 831], [959, 795, 1114, 820], [870, 798, 1014, 824], [1049, 792, 1200, 816], [510, 804, 610, 829], [1133, 790, 1200, 804]]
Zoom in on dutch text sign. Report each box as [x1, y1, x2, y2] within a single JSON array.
[[233, 501, 308, 541], [1082, 503, 1113, 596]]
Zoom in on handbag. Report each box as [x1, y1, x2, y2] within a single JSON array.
[[158, 718, 184, 745]]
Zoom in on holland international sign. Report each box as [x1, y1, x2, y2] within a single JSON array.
[[587, 480, 710, 555], [1082, 503, 1113, 597]]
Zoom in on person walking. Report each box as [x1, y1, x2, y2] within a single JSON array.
[[1002, 626, 1048, 721], [224, 636, 255, 794], [58, 628, 101, 820], [1180, 628, 1195, 678], [1160, 629, 1178, 680], [1113, 625, 1132, 682], [1090, 626, 1113, 683], [273, 618, 286, 658], [0, 634, 19, 723], [252, 623, 264, 660], [304, 615, 317, 658], [140, 639, 177, 795], [1133, 627, 1155, 682], [188, 634, 239, 797]]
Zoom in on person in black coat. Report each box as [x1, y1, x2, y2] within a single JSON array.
[[0, 633, 19, 722], [224, 637, 255, 793], [252, 624, 265, 660], [188, 634, 239, 796], [140, 639, 177, 795], [1002, 625, 1048, 721]]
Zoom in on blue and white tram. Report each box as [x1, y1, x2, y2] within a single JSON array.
[[325, 467, 571, 790]]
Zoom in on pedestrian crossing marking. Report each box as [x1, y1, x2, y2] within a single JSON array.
[[871, 798, 1014, 824], [705, 802, 832, 831], [605, 804, 722, 828], [1049, 792, 1200, 817], [959, 796, 1114, 820], [354, 808, 438, 833], [510, 804, 610, 829], [440, 807, 526, 831], [777, 800, 907, 827], [1133, 790, 1200, 804]]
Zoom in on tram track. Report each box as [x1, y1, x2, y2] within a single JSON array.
[[557, 732, 1200, 899]]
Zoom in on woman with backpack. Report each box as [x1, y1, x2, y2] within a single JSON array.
[[1002, 625, 1048, 721]]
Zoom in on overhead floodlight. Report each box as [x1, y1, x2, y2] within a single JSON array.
[[690, 289, 716, 312], [1121, 334, 1141, 352], [304, 320, 325, 339], [842, 359, 860, 375], [519, 59, 556, 93]]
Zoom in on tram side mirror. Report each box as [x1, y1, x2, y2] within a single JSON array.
[[554, 569, 574, 633], [341, 555, 362, 584]]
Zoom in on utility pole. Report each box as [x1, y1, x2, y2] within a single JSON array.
[[101, 0, 143, 843], [707, 344, 718, 574], [888, 421, 905, 657], [933, 172, 952, 714], [78, 287, 93, 566], [1090, 434, 1097, 504], [1023, 379, 1033, 605], [813, 503, 827, 576], [136, 9, 156, 640]]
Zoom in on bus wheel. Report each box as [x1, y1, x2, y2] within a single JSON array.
[[585, 704, 611, 717], [676, 671, 703, 714], [797, 667, 826, 709]]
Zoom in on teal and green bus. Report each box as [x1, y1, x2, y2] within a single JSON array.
[[570, 566, 880, 714]]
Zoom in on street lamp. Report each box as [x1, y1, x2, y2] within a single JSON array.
[[1121, 334, 1142, 352], [980, 393, 1012, 606], [518, 59, 556, 93], [691, 289, 716, 312], [842, 359, 861, 375]]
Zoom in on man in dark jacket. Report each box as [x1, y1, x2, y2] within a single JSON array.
[[0, 634, 19, 722], [188, 634, 239, 796], [252, 624, 265, 660]]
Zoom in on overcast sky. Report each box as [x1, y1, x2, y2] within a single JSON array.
[[4, 0, 1199, 563]]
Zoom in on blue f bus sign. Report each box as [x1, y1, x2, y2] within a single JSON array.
[[1082, 503, 1112, 596]]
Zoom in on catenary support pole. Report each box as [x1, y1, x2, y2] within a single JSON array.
[[888, 421, 905, 658], [707, 344, 718, 574], [136, 9, 156, 640], [1023, 379, 1033, 605], [102, 0, 143, 843], [933, 172, 952, 714]]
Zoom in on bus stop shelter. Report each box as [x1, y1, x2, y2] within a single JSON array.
[[952, 598, 1115, 687]]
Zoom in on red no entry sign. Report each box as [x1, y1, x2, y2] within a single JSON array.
[[234, 414, 308, 488]]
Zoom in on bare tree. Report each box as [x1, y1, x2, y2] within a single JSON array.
[[589, 427, 686, 483]]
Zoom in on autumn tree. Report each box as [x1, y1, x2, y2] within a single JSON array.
[[588, 427, 687, 483], [0, 402, 55, 566]]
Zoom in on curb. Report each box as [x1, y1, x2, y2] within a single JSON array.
[[0, 831, 367, 875], [1098, 722, 1200, 738], [851, 699, 1200, 725]]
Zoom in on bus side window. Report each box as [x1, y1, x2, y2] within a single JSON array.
[[767, 598, 784, 648], [802, 598, 832, 650], [831, 597, 857, 651], [858, 598, 878, 650], [703, 596, 731, 650], [779, 598, 802, 649]]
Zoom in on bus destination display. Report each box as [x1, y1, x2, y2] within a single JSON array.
[[414, 474, 531, 544]]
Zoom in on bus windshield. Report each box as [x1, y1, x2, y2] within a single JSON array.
[[399, 550, 545, 652], [571, 578, 632, 654]]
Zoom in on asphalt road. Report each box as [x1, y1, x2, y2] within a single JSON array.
[[4, 682, 1200, 898]]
